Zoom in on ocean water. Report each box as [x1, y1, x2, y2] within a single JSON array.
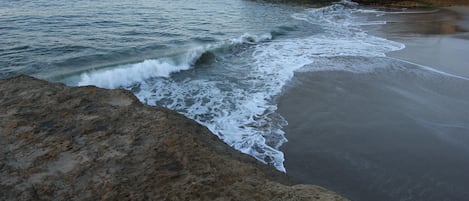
[[2, 0, 469, 200]]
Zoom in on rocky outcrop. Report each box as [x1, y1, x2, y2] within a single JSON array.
[[260, 0, 469, 7], [353, 0, 469, 7], [0, 76, 348, 201]]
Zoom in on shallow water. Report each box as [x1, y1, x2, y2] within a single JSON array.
[[2, 0, 469, 200]]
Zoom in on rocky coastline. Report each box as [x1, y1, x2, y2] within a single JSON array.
[[258, 0, 469, 7], [353, 0, 469, 8], [0, 76, 348, 201]]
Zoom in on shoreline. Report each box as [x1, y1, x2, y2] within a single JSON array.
[[381, 6, 469, 78], [257, 0, 469, 8], [354, 0, 469, 8], [279, 3, 469, 201]]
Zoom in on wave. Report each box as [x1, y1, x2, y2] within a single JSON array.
[[76, 33, 272, 89], [230, 33, 272, 45], [77, 49, 201, 88]]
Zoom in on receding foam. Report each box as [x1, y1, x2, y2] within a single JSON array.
[[288, 0, 404, 74]]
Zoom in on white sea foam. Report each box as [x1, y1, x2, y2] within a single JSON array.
[[77, 46, 209, 88], [136, 78, 288, 171], [76, 33, 273, 89], [288, 0, 404, 74], [230, 33, 272, 44]]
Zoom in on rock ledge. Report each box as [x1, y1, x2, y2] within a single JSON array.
[[0, 76, 348, 201]]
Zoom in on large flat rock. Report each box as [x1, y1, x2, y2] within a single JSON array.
[[0, 76, 348, 201]]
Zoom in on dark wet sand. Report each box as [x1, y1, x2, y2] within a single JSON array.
[[280, 7, 469, 201]]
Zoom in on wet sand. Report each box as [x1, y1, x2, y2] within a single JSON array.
[[377, 6, 469, 77], [280, 6, 469, 201]]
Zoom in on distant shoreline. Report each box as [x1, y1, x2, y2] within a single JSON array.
[[353, 0, 469, 8], [258, 0, 469, 8], [383, 6, 469, 78]]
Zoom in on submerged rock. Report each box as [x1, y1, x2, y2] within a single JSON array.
[[0, 75, 348, 201]]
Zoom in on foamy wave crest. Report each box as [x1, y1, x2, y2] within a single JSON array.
[[77, 47, 208, 88], [230, 33, 272, 44], [76, 33, 273, 89]]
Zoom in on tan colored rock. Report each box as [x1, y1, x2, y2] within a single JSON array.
[[0, 76, 348, 201]]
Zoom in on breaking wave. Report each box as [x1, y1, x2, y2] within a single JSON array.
[[77, 33, 272, 88]]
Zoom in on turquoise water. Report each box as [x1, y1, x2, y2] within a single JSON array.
[[2, 1, 469, 200]]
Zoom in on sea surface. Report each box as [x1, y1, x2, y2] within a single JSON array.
[[2, 0, 469, 201]]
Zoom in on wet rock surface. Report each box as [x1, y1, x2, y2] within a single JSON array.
[[0, 75, 348, 201]]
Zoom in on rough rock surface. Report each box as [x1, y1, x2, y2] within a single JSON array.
[[0, 76, 348, 201]]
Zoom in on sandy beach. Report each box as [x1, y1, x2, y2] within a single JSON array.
[[280, 6, 469, 201]]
